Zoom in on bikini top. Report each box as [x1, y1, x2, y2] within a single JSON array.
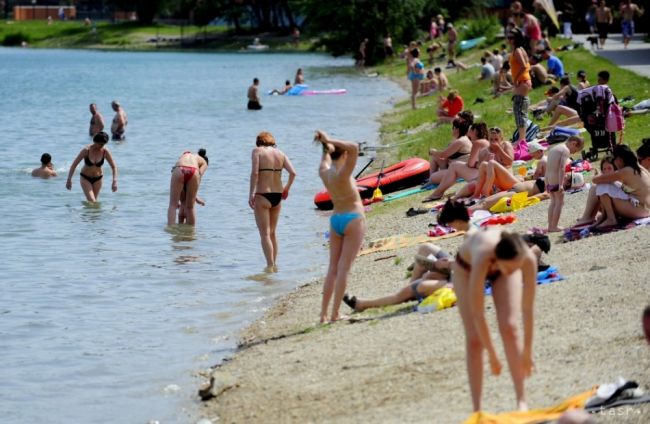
[[84, 149, 105, 167], [259, 153, 284, 172]]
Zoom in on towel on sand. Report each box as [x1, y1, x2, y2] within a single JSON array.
[[358, 231, 463, 256]]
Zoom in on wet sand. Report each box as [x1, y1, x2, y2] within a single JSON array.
[[197, 187, 650, 423]]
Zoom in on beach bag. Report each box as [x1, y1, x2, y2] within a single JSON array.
[[606, 102, 625, 133], [511, 120, 540, 143], [547, 126, 581, 144], [513, 139, 531, 161]]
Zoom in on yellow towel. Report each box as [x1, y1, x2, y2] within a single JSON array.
[[463, 388, 596, 424], [358, 231, 464, 257]]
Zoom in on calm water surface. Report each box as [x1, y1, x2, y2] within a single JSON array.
[[0, 48, 403, 423]]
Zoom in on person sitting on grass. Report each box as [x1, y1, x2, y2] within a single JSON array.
[[428, 117, 472, 174], [32, 153, 57, 178], [434, 67, 449, 91], [590, 144, 650, 229], [493, 61, 513, 97], [546, 136, 584, 232], [528, 54, 550, 88], [478, 57, 495, 81], [437, 90, 464, 123], [419, 70, 437, 96], [576, 70, 590, 90], [542, 47, 564, 79], [545, 76, 581, 128], [424, 122, 491, 202], [342, 200, 471, 313]]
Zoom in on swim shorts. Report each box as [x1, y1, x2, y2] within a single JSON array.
[[512, 95, 530, 130]]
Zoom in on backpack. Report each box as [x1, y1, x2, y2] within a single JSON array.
[[606, 101, 625, 133], [511, 119, 540, 142]]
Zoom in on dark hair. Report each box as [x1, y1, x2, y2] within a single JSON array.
[[452, 118, 470, 136], [437, 199, 469, 225], [480, 57, 486, 64], [502, 61, 510, 71], [600, 155, 616, 171], [548, 86, 560, 94], [613, 144, 642, 174], [253, 77, 259, 83], [40, 153, 52, 165], [495, 232, 526, 260], [559, 76, 570, 86], [636, 138, 650, 160], [597, 70, 610, 82], [492, 49, 499, 55], [92, 131, 109, 144], [508, 28, 526, 49], [434, 67, 442, 73], [285, 80, 291, 85], [329, 146, 345, 160], [470, 122, 488, 140], [411, 48, 420, 58], [458, 110, 474, 126], [198, 148, 208, 165], [522, 233, 551, 254]]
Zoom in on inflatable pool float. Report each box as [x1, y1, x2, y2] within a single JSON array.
[[247, 44, 269, 51], [287, 84, 346, 96], [313, 158, 430, 210], [459, 36, 486, 51]]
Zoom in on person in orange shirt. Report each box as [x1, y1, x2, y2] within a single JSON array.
[[437, 90, 464, 123]]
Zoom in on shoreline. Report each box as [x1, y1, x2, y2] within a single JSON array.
[[195, 70, 650, 423]]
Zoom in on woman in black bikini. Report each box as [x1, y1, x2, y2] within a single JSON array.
[[249, 132, 296, 272], [453, 228, 537, 413], [65, 131, 118, 202]]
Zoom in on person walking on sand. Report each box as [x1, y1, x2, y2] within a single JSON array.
[[454, 228, 538, 412], [32, 153, 57, 178], [314, 130, 365, 323], [249, 131, 297, 272], [545, 136, 584, 232], [595, 0, 613, 49], [167, 149, 209, 226], [619, 0, 643, 49], [110, 100, 127, 141], [89, 103, 105, 137], [65, 131, 118, 202]]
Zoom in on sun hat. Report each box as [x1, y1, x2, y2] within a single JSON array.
[[528, 141, 547, 154]]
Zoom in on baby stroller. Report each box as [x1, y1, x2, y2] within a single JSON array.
[[577, 86, 615, 161]]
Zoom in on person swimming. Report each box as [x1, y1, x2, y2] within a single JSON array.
[[32, 153, 57, 178]]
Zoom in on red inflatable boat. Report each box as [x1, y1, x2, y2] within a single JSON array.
[[313, 157, 430, 210]]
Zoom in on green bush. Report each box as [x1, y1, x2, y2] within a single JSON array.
[[459, 13, 500, 45], [3, 32, 29, 46]]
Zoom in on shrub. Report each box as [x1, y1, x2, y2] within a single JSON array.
[[3, 32, 29, 46]]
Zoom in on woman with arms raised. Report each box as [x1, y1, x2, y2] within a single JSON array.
[[315, 130, 365, 323]]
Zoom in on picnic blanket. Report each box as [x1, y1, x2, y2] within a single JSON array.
[[358, 231, 464, 256]]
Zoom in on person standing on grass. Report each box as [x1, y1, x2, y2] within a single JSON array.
[[507, 28, 532, 145]]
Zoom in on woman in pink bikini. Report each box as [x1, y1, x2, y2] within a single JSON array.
[[167, 149, 209, 226], [249, 132, 297, 272]]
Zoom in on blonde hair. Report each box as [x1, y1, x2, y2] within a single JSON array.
[[447, 90, 459, 100], [256, 131, 276, 147]]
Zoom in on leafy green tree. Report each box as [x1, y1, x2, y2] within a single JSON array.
[[300, 0, 427, 64]]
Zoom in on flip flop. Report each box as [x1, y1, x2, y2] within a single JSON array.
[[422, 195, 442, 203]]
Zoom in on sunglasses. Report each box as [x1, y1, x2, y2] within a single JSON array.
[[489, 127, 502, 133]]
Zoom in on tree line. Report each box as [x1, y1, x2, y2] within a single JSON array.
[[111, 0, 483, 62]]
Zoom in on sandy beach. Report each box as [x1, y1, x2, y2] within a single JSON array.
[[197, 180, 650, 422]]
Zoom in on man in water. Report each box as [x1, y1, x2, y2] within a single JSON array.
[[619, 0, 642, 49], [32, 153, 57, 178], [89, 103, 104, 137], [110, 100, 128, 141], [269, 80, 292, 95], [247, 78, 262, 110]]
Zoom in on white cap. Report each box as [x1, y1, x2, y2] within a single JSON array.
[[528, 141, 547, 154]]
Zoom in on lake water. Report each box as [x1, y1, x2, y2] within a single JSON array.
[[0, 48, 403, 423]]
